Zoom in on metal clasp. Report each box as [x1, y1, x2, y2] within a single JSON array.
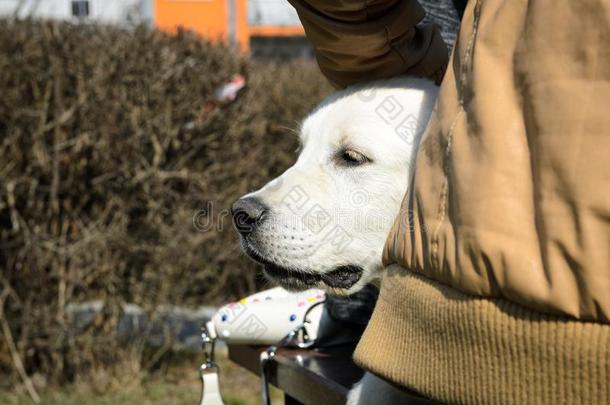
[[259, 300, 325, 405], [200, 326, 217, 373]]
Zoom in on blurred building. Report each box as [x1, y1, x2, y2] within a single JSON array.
[[0, 0, 150, 24], [0, 0, 312, 58], [246, 0, 311, 58]]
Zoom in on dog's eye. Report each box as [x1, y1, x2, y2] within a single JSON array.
[[337, 149, 371, 166]]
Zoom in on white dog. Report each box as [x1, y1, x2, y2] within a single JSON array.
[[231, 77, 438, 403]]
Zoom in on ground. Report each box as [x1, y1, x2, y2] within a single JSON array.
[[0, 351, 283, 405]]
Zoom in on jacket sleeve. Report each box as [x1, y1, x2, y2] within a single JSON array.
[[287, 0, 449, 88]]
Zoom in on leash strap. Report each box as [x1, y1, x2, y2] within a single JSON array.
[[199, 322, 225, 405], [200, 372, 223, 405], [259, 349, 274, 405]]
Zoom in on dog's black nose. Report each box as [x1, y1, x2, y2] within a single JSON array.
[[231, 197, 268, 236]]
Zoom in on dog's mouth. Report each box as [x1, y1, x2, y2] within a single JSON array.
[[264, 262, 363, 291], [242, 241, 363, 291]]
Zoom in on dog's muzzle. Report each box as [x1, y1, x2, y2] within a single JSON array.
[[231, 197, 363, 291]]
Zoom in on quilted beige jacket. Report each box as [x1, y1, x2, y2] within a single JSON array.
[[290, 0, 610, 403]]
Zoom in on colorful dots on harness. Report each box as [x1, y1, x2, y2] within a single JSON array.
[[221, 314, 228, 322], [289, 314, 297, 322]]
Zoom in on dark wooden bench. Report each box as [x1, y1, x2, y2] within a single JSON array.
[[227, 344, 437, 405], [228, 344, 364, 405]]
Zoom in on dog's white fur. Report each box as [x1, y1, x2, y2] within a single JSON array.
[[238, 77, 438, 403], [241, 77, 437, 294]]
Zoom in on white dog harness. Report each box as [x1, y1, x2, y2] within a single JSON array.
[[198, 287, 326, 405]]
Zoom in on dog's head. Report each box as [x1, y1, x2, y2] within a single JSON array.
[[232, 78, 438, 295]]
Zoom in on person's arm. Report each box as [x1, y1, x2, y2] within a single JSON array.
[[288, 0, 448, 88]]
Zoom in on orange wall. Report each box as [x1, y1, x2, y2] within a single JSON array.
[[155, 0, 249, 50], [235, 0, 248, 50]]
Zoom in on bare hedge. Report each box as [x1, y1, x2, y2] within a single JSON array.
[[0, 19, 331, 384]]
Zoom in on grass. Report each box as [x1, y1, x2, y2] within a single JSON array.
[[0, 351, 283, 405]]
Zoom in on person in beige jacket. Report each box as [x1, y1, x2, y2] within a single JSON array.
[[287, 0, 610, 403]]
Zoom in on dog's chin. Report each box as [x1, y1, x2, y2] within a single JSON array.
[[241, 240, 363, 292], [263, 263, 364, 293], [262, 263, 320, 291]]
